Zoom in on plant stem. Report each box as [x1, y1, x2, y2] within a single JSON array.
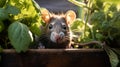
[[68, 0, 92, 10]]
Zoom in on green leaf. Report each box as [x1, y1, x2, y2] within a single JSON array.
[[70, 19, 85, 38], [30, 22, 42, 36], [91, 12, 105, 23], [96, 0, 103, 9], [32, 0, 41, 12], [0, 8, 9, 20], [104, 45, 119, 67], [0, 21, 4, 32], [71, 19, 91, 42], [95, 33, 104, 41], [71, 19, 86, 30], [8, 21, 33, 53], [5, 4, 20, 15], [112, 48, 120, 56], [103, 0, 120, 5], [0, 0, 6, 7]]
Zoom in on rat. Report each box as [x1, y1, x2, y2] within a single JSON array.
[[38, 9, 76, 48]]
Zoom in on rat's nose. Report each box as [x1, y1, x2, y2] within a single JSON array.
[[59, 32, 65, 39]]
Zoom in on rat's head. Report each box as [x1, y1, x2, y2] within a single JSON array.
[[41, 9, 76, 44]]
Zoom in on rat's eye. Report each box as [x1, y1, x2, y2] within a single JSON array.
[[49, 24, 53, 29], [62, 25, 67, 30]]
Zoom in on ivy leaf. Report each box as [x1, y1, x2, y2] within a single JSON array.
[[5, 4, 20, 15], [8, 21, 33, 53], [103, 45, 119, 67], [0, 8, 9, 20]]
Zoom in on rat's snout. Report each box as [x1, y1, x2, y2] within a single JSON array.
[[56, 32, 65, 43], [59, 32, 65, 39], [50, 32, 65, 43]]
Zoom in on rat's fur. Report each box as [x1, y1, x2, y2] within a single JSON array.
[[38, 9, 76, 48]]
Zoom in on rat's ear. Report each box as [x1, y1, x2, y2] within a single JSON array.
[[65, 10, 76, 25], [41, 9, 51, 23]]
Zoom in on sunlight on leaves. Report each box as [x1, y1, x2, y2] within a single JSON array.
[[71, 19, 92, 42], [30, 22, 42, 36]]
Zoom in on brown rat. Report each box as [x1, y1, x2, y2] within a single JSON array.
[[38, 9, 76, 48]]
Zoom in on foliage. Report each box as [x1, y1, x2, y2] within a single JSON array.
[[71, 19, 92, 43], [69, 0, 120, 66], [8, 22, 33, 52], [0, 0, 6, 7], [104, 45, 119, 67], [0, 0, 42, 53]]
